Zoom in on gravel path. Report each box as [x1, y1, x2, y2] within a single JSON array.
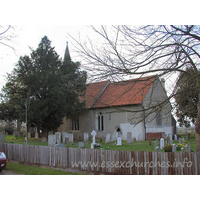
[[0, 169, 23, 175]]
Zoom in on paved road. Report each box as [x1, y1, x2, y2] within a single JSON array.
[[0, 169, 22, 175]]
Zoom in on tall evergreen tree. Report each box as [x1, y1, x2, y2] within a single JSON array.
[[1, 36, 87, 139]]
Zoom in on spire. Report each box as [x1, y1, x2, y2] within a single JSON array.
[[64, 41, 71, 62]]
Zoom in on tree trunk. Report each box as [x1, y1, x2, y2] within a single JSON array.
[[195, 94, 200, 152]]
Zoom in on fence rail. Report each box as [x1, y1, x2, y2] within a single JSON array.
[[1, 143, 199, 175]]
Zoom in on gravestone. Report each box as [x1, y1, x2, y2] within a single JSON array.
[[69, 134, 74, 144], [172, 144, 176, 152], [154, 140, 158, 151], [117, 137, 122, 146], [179, 138, 182, 144], [48, 135, 56, 146], [77, 136, 81, 142], [84, 133, 89, 144], [188, 142, 191, 152], [54, 143, 64, 148], [62, 132, 69, 144], [174, 134, 177, 141], [105, 133, 111, 143], [160, 138, 164, 150], [24, 137, 27, 145], [111, 133, 118, 142], [127, 132, 132, 144], [35, 132, 38, 138], [0, 133, 5, 142], [133, 138, 136, 142], [56, 132, 61, 144], [91, 130, 97, 149], [138, 133, 143, 142], [185, 133, 188, 140], [155, 146, 161, 152], [41, 137, 47, 142], [78, 142, 84, 148]]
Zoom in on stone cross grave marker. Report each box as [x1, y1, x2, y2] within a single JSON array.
[[105, 133, 111, 143], [91, 130, 97, 149], [127, 132, 132, 144], [117, 137, 122, 146], [160, 138, 164, 150]]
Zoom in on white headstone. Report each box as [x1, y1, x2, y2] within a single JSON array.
[[138, 133, 143, 142], [172, 144, 176, 152], [68, 134, 74, 143], [105, 133, 111, 143], [84, 133, 89, 142], [154, 140, 158, 151], [117, 137, 122, 146], [160, 138, 164, 150], [62, 132, 69, 143], [111, 133, 118, 142], [174, 134, 177, 141], [48, 135, 56, 146], [127, 132, 132, 144]]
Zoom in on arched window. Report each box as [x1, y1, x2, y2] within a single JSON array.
[[98, 112, 104, 131]]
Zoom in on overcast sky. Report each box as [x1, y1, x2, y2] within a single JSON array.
[[0, 25, 93, 89]]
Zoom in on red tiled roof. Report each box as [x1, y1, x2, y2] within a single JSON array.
[[80, 80, 110, 108], [82, 76, 156, 109]]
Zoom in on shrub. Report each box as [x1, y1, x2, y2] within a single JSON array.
[[164, 145, 172, 152]]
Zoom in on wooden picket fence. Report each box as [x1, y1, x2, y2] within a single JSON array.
[[0, 143, 200, 175]]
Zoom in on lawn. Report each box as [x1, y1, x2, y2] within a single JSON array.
[[6, 161, 87, 175], [4, 134, 196, 152]]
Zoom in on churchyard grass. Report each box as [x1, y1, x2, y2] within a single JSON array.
[[4, 134, 196, 152], [6, 161, 86, 175]]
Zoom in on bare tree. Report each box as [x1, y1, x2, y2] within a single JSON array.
[[0, 25, 15, 50], [70, 25, 200, 151]]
